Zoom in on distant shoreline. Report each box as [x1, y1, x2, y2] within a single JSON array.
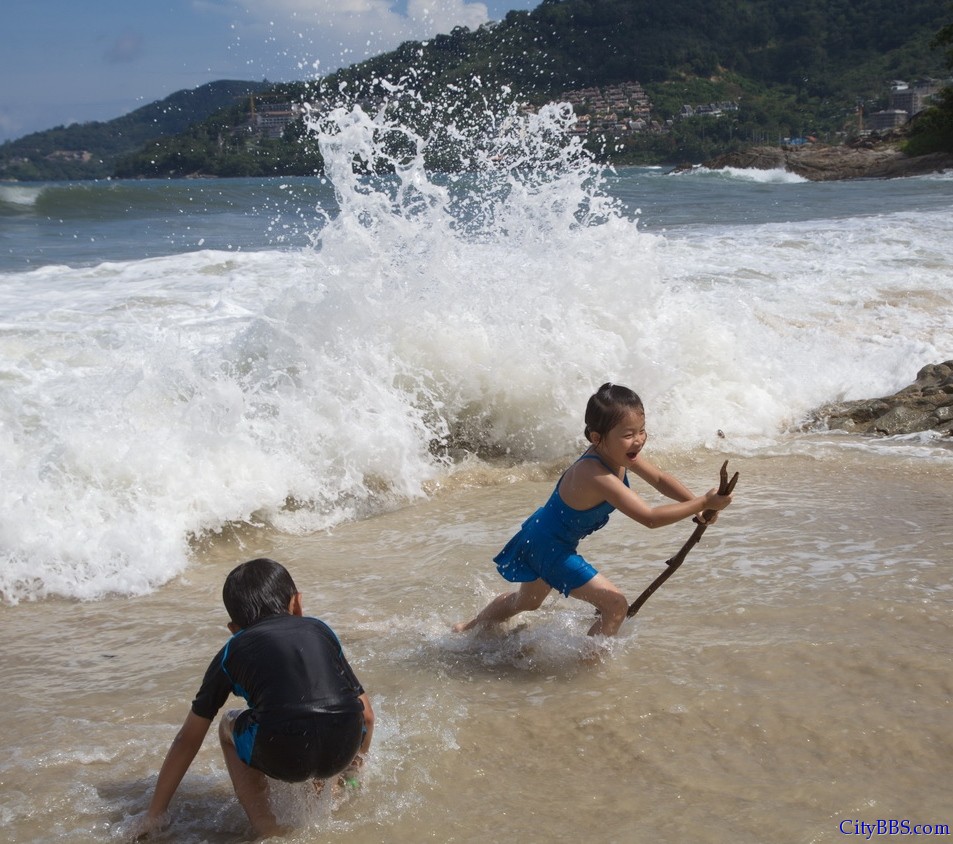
[[5, 141, 953, 185]]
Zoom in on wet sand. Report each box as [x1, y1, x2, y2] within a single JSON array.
[[1, 448, 951, 843]]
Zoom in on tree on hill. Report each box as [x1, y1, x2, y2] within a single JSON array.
[[904, 9, 953, 155]]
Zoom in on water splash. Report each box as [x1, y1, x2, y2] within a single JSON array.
[[0, 82, 657, 603]]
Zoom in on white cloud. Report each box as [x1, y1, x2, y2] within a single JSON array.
[[407, 0, 489, 31], [204, 0, 491, 76]]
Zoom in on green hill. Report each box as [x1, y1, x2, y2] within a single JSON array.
[[0, 80, 270, 181], [112, 83, 325, 179], [8, 0, 953, 179], [119, 0, 952, 176], [336, 0, 946, 98], [317, 0, 952, 164]]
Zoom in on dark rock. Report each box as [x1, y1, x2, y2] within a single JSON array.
[[702, 144, 953, 181], [804, 361, 953, 436]]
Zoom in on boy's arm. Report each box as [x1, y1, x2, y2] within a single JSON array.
[[142, 710, 212, 827], [357, 693, 375, 756], [340, 693, 375, 786]]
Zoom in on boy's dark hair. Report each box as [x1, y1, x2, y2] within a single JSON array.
[[223, 558, 299, 629], [584, 383, 644, 442]]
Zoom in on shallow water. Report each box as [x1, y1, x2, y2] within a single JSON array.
[[2, 448, 950, 843]]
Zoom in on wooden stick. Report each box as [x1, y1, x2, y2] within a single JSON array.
[[626, 460, 739, 619]]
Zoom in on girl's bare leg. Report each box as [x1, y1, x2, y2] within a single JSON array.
[[570, 574, 628, 637], [218, 713, 285, 837], [452, 579, 552, 632]]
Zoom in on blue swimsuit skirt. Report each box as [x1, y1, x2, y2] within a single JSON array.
[[493, 463, 626, 596]]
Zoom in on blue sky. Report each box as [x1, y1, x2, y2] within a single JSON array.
[[1, 0, 541, 143]]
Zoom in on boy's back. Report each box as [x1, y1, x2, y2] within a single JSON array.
[[192, 614, 365, 725]]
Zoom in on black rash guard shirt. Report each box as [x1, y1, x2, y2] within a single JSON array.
[[191, 614, 365, 727]]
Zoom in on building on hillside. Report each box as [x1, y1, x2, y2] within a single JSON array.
[[249, 102, 306, 138], [867, 109, 910, 131], [890, 89, 922, 117], [679, 101, 740, 118], [893, 78, 940, 114], [556, 82, 656, 138], [870, 79, 942, 130], [44, 150, 93, 163]]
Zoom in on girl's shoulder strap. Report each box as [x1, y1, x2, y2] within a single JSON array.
[[577, 452, 614, 472], [577, 451, 629, 485]]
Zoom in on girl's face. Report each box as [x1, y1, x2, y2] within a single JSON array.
[[594, 408, 647, 470]]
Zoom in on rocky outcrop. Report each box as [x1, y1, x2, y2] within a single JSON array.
[[699, 143, 953, 181], [805, 361, 953, 436]]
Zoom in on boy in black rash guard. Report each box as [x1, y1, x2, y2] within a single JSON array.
[[135, 558, 375, 839]]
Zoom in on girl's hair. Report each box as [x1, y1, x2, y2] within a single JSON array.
[[223, 557, 299, 629], [584, 383, 644, 442]]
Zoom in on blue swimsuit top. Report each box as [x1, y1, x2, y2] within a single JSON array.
[[534, 452, 630, 546]]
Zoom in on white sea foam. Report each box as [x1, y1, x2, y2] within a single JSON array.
[[681, 165, 808, 183], [0, 183, 45, 209], [718, 165, 808, 183], [2, 94, 952, 602], [915, 168, 953, 181]]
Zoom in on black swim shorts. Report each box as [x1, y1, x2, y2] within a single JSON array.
[[234, 710, 364, 783]]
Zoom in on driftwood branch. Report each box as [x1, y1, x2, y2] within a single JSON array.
[[626, 460, 739, 619]]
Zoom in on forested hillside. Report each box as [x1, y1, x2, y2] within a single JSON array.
[[0, 80, 270, 181], [120, 0, 952, 176], [336, 0, 945, 97], [319, 0, 951, 162], [6, 0, 952, 179]]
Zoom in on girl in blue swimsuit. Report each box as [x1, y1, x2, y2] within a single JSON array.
[[453, 383, 733, 638]]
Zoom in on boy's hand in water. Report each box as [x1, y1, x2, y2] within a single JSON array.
[[339, 752, 365, 790], [126, 810, 170, 841], [313, 753, 366, 800]]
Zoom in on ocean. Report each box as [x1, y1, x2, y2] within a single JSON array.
[[1, 100, 951, 843]]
